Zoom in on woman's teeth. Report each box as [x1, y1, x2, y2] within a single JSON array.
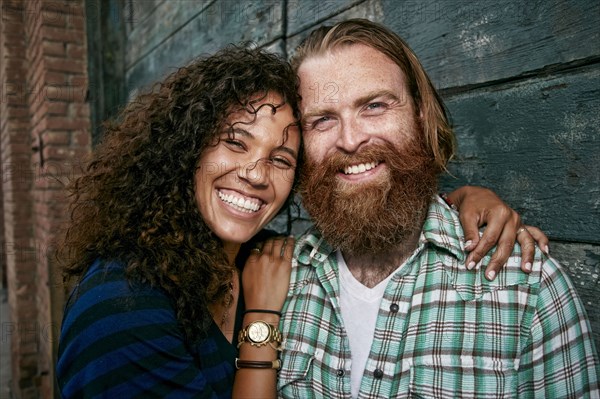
[[343, 161, 379, 175], [218, 191, 261, 213]]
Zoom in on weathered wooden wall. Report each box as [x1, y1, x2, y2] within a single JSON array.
[[103, 0, 599, 348]]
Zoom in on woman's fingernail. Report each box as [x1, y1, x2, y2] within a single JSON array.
[[543, 245, 549, 254], [467, 261, 476, 270], [524, 262, 532, 272], [464, 240, 473, 249], [487, 270, 496, 280]]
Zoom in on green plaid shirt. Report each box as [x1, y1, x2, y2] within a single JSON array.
[[278, 196, 599, 398]]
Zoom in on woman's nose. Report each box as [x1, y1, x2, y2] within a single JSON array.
[[238, 158, 269, 187]]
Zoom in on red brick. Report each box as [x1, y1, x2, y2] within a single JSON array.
[[70, 15, 85, 31], [45, 57, 84, 74], [42, 40, 65, 56], [42, 1, 79, 16], [46, 116, 88, 131], [41, 10, 67, 28], [46, 101, 67, 115], [41, 26, 84, 44], [66, 43, 85, 59], [73, 130, 90, 146], [43, 71, 68, 84], [41, 131, 69, 145], [73, 103, 90, 117]]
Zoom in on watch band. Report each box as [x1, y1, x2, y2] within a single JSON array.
[[235, 358, 281, 370], [237, 339, 282, 351]]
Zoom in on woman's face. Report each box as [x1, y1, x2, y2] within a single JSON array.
[[196, 94, 300, 246]]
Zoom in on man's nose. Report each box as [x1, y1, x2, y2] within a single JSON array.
[[335, 119, 369, 153]]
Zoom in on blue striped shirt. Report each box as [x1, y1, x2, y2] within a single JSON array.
[[57, 260, 237, 398]]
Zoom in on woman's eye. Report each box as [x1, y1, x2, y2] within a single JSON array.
[[224, 139, 246, 151], [272, 157, 294, 169]]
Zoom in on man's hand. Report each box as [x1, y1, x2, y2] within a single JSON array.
[[446, 186, 549, 280]]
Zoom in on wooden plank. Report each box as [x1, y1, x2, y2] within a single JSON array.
[[286, 0, 366, 37], [550, 241, 600, 351], [125, 0, 166, 37], [287, 0, 599, 89], [125, 1, 284, 94], [286, 0, 384, 56], [125, 0, 212, 68], [380, 0, 600, 89], [439, 66, 600, 243], [129, 0, 165, 26]]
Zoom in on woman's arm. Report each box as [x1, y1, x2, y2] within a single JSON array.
[[232, 237, 294, 399], [446, 186, 549, 280]]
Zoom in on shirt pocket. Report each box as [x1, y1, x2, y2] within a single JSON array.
[[278, 348, 315, 392], [408, 359, 518, 399]]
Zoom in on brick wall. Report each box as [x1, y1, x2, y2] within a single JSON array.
[[0, 0, 90, 397], [1, 1, 38, 397]]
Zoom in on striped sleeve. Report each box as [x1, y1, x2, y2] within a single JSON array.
[[56, 261, 224, 399], [518, 257, 600, 397]]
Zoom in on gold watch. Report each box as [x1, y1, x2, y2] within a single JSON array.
[[238, 320, 282, 348]]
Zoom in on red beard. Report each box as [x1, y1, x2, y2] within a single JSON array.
[[300, 136, 439, 256]]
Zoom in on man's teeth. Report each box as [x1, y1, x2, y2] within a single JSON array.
[[218, 191, 261, 213], [343, 161, 379, 175]]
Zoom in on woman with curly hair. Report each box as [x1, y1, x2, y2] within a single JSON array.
[[56, 45, 302, 398], [55, 45, 546, 398]]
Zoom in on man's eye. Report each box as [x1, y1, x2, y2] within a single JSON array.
[[310, 116, 334, 130], [366, 102, 385, 110]]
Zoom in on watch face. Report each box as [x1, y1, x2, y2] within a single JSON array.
[[248, 321, 269, 343]]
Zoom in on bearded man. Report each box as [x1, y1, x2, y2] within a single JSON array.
[[278, 19, 599, 398]]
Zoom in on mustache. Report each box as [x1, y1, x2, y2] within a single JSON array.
[[305, 140, 433, 181]]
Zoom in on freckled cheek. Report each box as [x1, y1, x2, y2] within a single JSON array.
[[303, 136, 331, 164]]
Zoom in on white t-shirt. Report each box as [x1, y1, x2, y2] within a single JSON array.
[[337, 250, 399, 399]]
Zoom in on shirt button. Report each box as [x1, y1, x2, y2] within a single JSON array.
[[389, 303, 399, 313], [337, 369, 345, 377], [373, 368, 384, 379]]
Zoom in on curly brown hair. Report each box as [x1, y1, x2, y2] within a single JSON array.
[[59, 45, 301, 343]]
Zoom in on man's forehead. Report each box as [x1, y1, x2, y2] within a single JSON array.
[[297, 45, 408, 106]]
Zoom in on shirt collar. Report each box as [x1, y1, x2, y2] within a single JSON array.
[[420, 195, 467, 263]]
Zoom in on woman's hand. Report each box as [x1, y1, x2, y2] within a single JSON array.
[[235, 236, 294, 399], [447, 186, 550, 281], [242, 236, 294, 311]]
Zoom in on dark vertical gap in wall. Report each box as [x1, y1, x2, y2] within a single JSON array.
[[282, 0, 288, 59], [85, 0, 103, 146], [282, 0, 294, 234], [85, 0, 128, 146]]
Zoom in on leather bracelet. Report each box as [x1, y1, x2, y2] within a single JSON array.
[[235, 358, 281, 370], [244, 309, 282, 317]]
